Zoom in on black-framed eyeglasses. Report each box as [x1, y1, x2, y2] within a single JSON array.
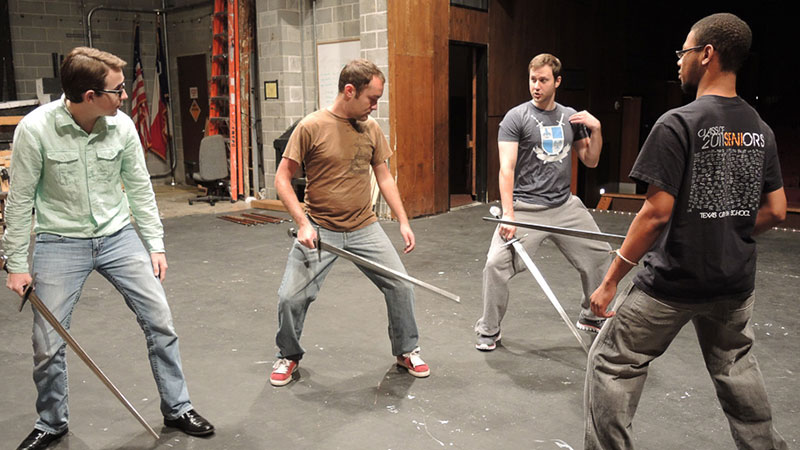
[[675, 45, 704, 60], [94, 82, 126, 97]]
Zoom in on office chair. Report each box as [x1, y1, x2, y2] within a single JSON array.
[[189, 134, 231, 206]]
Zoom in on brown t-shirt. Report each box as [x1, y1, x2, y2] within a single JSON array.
[[283, 109, 393, 231]]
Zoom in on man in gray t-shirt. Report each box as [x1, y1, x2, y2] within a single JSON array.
[[474, 53, 613, 351], [499, 101, 588, 206]]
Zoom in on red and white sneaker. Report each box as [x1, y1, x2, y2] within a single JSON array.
[[396, 348, 430, 378], [270, 358, 298, 386]]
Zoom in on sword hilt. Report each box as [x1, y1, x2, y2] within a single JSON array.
[[0, 255, 32, 312], [287, 227, 322, 258]]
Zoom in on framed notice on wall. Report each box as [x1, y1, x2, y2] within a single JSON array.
[[316, 39, 360, 109]]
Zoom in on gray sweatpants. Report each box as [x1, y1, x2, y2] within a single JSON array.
[[584, 284, 788, 450], [475, 196, 613, 336]]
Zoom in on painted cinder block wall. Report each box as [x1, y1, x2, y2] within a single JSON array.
[[7, 0, 211, 183]]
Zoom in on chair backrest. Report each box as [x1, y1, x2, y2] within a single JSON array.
[[197, 135, 228, 181]]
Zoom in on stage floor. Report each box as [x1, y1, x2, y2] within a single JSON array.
[[1, 204, 797, 449]]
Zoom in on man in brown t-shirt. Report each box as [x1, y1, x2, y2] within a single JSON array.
[[269, 59, 429, 386]]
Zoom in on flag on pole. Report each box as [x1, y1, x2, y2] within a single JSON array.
[[131, 23, 151, 151], [149, 23, 169, 161]]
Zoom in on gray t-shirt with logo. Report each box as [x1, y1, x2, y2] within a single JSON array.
[[498, 101, 588, 207]]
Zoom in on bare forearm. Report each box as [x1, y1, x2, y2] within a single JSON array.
[[498, 168, 515, 218], [376, 171, 409, 225], [753, 188, 786, 235], [582, 129, 603, 168], [602, 188, 673, 286], [605, 212, 666, 284], [276, 175, 309, 227]]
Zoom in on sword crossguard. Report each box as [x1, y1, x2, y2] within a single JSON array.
[[501, 233, 527, 248], [19, 276, 36, 312]]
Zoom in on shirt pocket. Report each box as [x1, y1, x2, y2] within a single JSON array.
[[45, 150, 80, 186], [95, 146, 124, 180]]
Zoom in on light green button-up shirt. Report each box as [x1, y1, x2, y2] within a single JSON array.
[[1, 96, 164, 273]]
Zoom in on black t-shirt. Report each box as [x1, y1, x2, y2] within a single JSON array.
[[630, 95, 783, 303]]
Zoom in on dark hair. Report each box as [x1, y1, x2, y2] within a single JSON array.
[[60, 47, 127, 103], [338, 59, 385, 96], [691, 13, 752, 73], [528, 53, 561, 79]]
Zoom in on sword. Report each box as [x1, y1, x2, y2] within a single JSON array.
[[487, 207, 589, 353], [482, 216, 625, 246], [287, 228, 461, 303], [1, 256, 160, 440], [507, 237, 589, 353]]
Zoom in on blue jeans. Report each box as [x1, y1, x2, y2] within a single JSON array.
[[30, 225, 192, 433], [584, 284, 787, 450], [275, 221, 419, 359]]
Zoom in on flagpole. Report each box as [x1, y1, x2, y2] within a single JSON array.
[[159, 2, 177, 185]]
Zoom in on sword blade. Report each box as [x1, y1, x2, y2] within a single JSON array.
[[510, 241, 590, 354], [288, 229, 460, 303], [483, 217, 625, 246], [22, 286, 160, 439]]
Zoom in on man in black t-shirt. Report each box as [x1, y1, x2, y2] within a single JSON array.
[[584, 13, 788, 449]]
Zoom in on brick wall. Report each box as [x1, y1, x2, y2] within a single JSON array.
[[256, 0, 390, 212], [7, 0, 210, 183], [359, 0, 389, 217]]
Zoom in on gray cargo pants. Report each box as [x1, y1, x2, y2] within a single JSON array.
[[584, 284, 788, 450]]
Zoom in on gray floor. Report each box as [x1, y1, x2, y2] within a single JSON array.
[[1, 204, 798, 449]]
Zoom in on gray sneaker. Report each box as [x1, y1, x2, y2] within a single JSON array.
[[576, 317, 606, 333], [475, 332, 501, 351]]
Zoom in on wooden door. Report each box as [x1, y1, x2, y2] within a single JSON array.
[[177, 54, 209, 183]]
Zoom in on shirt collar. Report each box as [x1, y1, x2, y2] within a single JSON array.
[[54, 94, 117, 133]]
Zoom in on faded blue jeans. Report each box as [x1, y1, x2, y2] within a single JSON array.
[[584, 283, 788, 450], [275, 221, 419, 359], [30, 225, 192, 434]]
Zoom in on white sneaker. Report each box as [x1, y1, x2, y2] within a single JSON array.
[[475, 332, 501, 351]]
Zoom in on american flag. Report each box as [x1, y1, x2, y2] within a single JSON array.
[[148, 23, 169, 161], [131, 23, 150, 150]]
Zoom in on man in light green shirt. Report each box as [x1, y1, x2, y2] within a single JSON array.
[[2, 47, 213, 450]]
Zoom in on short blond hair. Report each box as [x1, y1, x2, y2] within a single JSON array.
[[528, 53, 561, 78]]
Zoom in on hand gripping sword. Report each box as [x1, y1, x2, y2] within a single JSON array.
[[1, 255, 160, 440], [288, 228, 461, 303], [487, 207, 590, 353]]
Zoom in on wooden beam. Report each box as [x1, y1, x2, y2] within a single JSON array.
[[0, 116, 23, 126], [449, 5, 488, 43], [387, 0, 449, 218]]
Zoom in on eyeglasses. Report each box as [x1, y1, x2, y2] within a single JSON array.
[[675, 45, 705, 60], [94, 82, 126, 98]]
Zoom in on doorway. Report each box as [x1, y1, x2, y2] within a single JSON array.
[[448, 42, 487, 209], [176, 54, 209, 185]]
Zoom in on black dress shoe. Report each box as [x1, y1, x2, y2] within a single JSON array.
[[17, 428, 68, 450], [163, 409, 215, 436]]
